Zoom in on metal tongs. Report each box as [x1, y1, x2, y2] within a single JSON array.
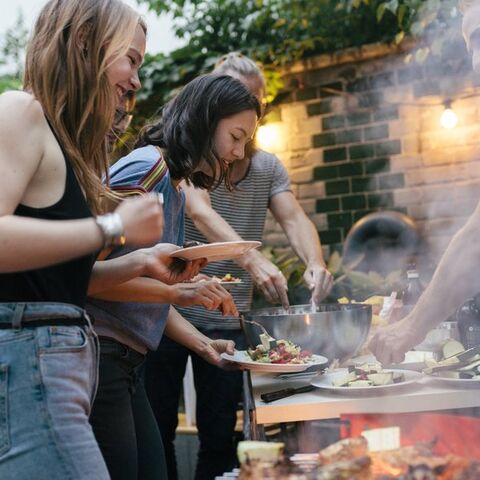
[[240, 314, 278, 348], [423, 345, 480, 374]]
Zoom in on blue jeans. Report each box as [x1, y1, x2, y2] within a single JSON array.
[[145, 329, 245, 480], [0, 303, 109, 480]]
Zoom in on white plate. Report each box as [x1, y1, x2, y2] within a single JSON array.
[[216, 280, 243, 291], [310, 368, 422, 394], [190, 279, 243, 291], [220, 350, 328, 373], [170, 241, 261, 262], [351, 351, 434, 371], [425, 373, 480, 388]]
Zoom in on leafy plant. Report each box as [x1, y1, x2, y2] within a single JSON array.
[[132, 0, 464, 132], [343, 0, 462, 63], [251, 248, 405, 309], [0, 9, 28, 95], [0, 10, 28, 78], [327, 251, 405, 301], [134, 0, 400, 124], [0, 75, 22, 94]]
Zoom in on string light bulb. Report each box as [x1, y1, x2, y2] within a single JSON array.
[[440, 100, 458, 129]]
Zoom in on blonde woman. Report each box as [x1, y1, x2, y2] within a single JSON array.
[[0, 1, 168, 478]]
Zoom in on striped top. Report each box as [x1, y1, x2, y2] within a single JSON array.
[[177, 150, 291, 330]]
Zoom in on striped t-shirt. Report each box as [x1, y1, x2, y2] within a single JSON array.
[[177, 150, 291, 330]]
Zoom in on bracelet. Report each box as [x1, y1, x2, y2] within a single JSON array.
[[94, 213, 126, 248]]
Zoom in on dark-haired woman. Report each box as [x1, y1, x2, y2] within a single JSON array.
[[87, 73, 261, 480]]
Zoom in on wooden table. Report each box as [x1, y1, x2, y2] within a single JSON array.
[[244, 371, 480, 439]]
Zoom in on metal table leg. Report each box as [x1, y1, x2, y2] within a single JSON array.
[[242, 370, 265, 440]]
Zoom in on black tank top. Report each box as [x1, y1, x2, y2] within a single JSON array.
[[0, 118, 97, 308]]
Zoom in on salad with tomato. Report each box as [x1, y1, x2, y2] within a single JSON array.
[[247, 340, 313, 364]]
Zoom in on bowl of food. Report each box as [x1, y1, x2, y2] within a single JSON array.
[[242, 303, 372, 362]]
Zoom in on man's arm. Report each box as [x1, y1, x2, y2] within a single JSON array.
[[269, 191, 333, 302], [184, 182, 290, 308], [369, 201, 480, 364]]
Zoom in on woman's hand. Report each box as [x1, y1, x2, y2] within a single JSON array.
[[141, 243, 207, 285], [170, 280, 238, 316], [115, 194, 164, 246], [198, 339, 237, 368]]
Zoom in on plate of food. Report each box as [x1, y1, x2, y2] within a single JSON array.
[[221, 339, 328, 373], [422, 342, 480, 388], [426, 371, 480, 388], [351, 351, 434, 371], [310, 363, 422, 394], [211, 274, 243, 290], [170, 241, 261, 262]]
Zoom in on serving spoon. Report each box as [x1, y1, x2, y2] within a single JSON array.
[[240, 314, 278, 348]]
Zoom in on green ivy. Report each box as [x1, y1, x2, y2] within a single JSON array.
[[133, 0, 463, 128], [135, 0, 400, 121]]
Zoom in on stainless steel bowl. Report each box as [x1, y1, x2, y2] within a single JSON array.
[[242, 303, 372, 361]]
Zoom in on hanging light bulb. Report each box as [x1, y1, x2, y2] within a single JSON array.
[[440, 100, 458, 129]]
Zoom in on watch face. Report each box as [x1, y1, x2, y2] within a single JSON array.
[[95, 213, 124, 247]]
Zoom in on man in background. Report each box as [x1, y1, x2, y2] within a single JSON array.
[[369, 0, 480, 364]]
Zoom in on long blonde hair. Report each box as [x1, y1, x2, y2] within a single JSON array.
[[24, 0, 146, 213], [214, 52, 266, 91]]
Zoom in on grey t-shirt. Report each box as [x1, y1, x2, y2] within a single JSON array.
[[177, 150, 291, 330]]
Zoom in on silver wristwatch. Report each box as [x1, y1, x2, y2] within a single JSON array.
[[94, 213, 126, 248]]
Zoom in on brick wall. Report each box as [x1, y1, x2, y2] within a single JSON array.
[[263, 42, 480, 263]]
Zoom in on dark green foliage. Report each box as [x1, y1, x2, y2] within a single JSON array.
[[135, 0, 402, 121], [250, 247, 406, 309], [125, 0, 463, 152]]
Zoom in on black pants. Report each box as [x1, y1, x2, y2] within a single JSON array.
[[145, 329, 245, 480], [89, 338, 168, 480]]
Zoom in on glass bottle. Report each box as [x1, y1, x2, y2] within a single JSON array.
[[402, 269, 424, 306]]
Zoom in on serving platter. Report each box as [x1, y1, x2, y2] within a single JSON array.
[[220, 350, 328, 373], [351, 351, 434, 371], [310, 368, 422, 395]]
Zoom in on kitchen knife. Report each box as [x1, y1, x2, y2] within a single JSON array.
[[260, 385, 316, 403]]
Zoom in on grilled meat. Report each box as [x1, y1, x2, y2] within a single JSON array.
[[318, 436, 369, 464], [316, 456, 372, 479]]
